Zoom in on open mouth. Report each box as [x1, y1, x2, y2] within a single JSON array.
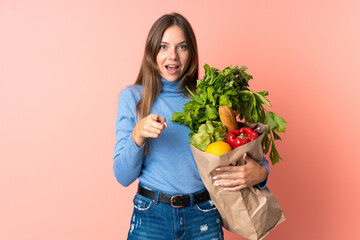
[[165, 65, 180, 74]]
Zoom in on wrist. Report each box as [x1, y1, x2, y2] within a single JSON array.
[[260, 166, 268, 182], [132, 129, 145, 147]]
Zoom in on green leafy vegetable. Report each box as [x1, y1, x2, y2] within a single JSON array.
[[189, 121, 227, 151], [172, 64, 287, 165]]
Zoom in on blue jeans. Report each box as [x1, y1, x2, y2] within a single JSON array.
[[127, 185, 224, 240]]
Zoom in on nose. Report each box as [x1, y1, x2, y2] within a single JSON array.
[[168, 46, 178, 60]]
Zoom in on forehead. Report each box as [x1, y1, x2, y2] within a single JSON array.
[[161, 25, 186, 43]]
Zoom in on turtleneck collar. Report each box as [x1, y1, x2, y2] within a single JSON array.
[[161, 77, 182, 94]]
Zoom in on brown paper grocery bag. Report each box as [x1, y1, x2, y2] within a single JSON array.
[[190, 123, 285, 240]]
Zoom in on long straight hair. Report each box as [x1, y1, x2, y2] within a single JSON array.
[[135, 13, 199, 153]]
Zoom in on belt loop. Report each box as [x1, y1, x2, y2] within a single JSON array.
[[189, 193, 194, 207], [154, 191, 160, 204]]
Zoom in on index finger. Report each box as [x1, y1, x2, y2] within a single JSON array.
[[158, 116, 167, 127]]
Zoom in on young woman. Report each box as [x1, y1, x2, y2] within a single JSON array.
[[113, 13, 269, 239]]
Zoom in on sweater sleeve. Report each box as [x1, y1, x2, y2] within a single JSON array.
[[113, 87, 144, 187], [255, 157, 270, 189]]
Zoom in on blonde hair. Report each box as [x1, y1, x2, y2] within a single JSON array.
[[135, 13, 199, 153]]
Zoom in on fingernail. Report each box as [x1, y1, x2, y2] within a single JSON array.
[[215, 183, 221, 186], [244, 153, 247, 157], [212, 176, 218, 180], [164, 122, 168, 127], [216, 168, 221, 171], [155, 116, 158, 120]]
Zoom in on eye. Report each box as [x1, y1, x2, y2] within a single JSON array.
[[178, 45, 187, 50], [160, 45, 167, 50]]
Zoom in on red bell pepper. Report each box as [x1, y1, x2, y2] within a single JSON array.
[[226, 127, 259, 149]]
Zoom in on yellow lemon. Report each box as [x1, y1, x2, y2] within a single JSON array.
[[205, 141, 232, 156]]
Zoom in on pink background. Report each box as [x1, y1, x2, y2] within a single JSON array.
[[1, 0, 359, 239]]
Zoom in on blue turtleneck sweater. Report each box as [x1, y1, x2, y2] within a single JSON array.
[[113, 78, 269, 194]]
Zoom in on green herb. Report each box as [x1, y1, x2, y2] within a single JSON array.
[[171, 64, 287, 165]]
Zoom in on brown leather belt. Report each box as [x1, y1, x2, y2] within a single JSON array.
[[137, 185, 210, 208]]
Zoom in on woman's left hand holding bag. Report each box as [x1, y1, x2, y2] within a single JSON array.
[[213, 153, 268, 191]]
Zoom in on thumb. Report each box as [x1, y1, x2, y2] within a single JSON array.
[[151, 113, 159, 121], [243, 153, 255, 164]]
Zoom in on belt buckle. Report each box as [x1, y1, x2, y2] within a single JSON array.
[[170, 194, 183, 208]]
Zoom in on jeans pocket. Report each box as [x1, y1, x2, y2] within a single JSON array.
[[195, 199, 217, 213], [133, 193, 154, 212]]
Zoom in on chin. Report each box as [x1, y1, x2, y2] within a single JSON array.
[[168, 76, 179, 82], [162, 75, 180, 82]]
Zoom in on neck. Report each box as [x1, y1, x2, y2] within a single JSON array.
[[161, 77, 183, 95]]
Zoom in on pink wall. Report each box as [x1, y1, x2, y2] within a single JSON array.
[[1, 0, 359, 239]]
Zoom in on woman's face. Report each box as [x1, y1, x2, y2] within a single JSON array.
[[156, 25, 189, 82]]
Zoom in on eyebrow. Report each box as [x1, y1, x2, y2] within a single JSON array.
[[160, 41, 187, 45]]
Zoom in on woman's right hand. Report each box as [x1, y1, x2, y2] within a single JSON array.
[[132, 113, 167, 147]]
